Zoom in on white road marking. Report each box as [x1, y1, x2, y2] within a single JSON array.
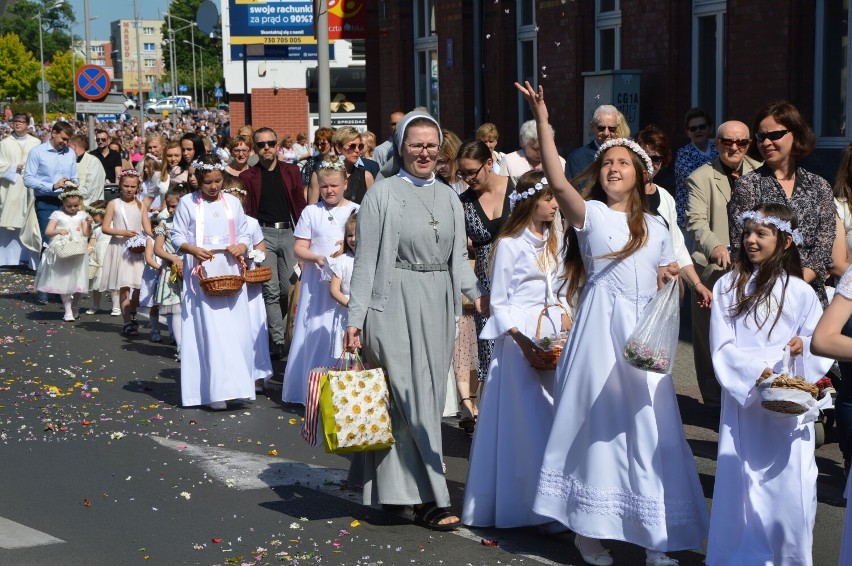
[[0, 517, 64, 549], [150, 435, 561, 565]]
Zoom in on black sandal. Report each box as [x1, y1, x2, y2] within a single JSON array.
[[413, 503, 460, 532], [458, 397, 476, 433], [122, 322, 138, 336]]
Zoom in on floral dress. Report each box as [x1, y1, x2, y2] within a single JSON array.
[[460, 187, 511, 381], [674, 142, 718, 228], [153, 218, 182, 313]]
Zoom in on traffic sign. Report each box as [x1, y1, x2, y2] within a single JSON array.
[[213, 87, 223, 98], [75, 65, 111, 101], [163, 82, 172, 94], [76, 102, 127, 114], [178, 84, 188, 93], [37, 79, 51, 93]]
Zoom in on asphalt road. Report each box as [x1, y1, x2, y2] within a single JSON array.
[[0, 267, 846, 566]]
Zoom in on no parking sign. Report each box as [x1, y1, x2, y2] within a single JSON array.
[[75, 65, 111, 101]]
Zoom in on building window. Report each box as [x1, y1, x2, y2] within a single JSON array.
[[144, 59, 156, 68], [516, 0, 537, 124], [145, 75, 154, 84], [143, 43, 155, 52], [692, 0, 725, 126], [595, 0, 621, 71], [815, 0, 849, 142], [143, 27, 154, 35], [413, 0, 439, 118]]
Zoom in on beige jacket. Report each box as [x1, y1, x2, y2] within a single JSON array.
[[686, 155, 761, 279]]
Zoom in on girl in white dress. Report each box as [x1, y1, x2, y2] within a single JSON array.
[[84, 200, 116, 315], [153, 188, 187, 359], [138, 222, 162, 342], [171, 155, 255, 410], [34, 189, 92, 321], [462, 170, 569, 529], [812, 265, 852, 566], [222, 177, 274, 392], [282, 159, 359, 404], [516, 82, 708, 566], [99, 170, 145, 335], [328, 211, 358, 358], [709, 203, 834, 566]]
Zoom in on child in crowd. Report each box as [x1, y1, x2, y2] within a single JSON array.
[[282, 158, 359, 404], [517, 81, 707, 566], [141, 141, 182, 236], [707, 203, 833, 565], [138, 216, 162, 342], [85, 200, 118, 315], [462, 170, 569, 529], [171, 155, 255, 410], [34, 188, 92, 321], [328, 211, 357, 358], [99, 169, 145, 336], [153, 186, 188, 360], [222, 175, 273, 391]]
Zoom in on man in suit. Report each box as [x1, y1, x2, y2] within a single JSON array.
[[566, 104, 619, 179], [240, 127, 307, 360], [686, 120, 761, 408]]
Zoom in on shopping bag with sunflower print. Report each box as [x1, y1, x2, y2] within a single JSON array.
[[319, 353, 395, 454]]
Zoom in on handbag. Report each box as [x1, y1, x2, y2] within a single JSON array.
[[304, 353, 395, 454], [624, 278, 680, 373], [49, 234, 88, 258]]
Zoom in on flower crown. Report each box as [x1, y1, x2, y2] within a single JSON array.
[[145, 153, 162, 164], [319, 159, 345, 172], [222, 187, 247, 197], [509, 178, 549, 210], [594, 138, 655, 176], [59, 189, 84, 200], [737, 210, 804, 246], [86, 206, 106, 215], [117, 169, 140, 181], [191, 159, 226, 172]]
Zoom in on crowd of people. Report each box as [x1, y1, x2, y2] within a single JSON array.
[[3, 87, 852, 564]]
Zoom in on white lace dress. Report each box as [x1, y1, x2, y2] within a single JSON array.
[[34, 210, 89, 294], [534, 200, 708, 551]]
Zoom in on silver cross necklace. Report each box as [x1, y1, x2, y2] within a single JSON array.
[[407, 184, 440, 242]]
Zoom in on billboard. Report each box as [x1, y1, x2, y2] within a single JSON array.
[[228, 0, 367, 46]]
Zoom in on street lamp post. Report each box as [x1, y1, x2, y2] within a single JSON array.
[[166, 13, 198, 105], [37, 0, 65, 125], [182, 39, 204, 108]]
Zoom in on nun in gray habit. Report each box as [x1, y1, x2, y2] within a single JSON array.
[[344, 111, 485, 530]]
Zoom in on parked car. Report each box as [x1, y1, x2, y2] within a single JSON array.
[[146, 96, 194, 115]]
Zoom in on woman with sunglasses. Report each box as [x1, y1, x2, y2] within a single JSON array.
[[321, 126, 374, 204], [728, 101, 835, 308], [457, 139, 512, 397], [674, 107, 718, 229], [301, 127, 334, 197], [636, 125, 712, 307]]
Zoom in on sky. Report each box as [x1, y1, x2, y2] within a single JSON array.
[[68, 0, 173, 40]]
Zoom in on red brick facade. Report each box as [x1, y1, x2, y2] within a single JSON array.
[[365, 1, 833, 173], [229, 88, 309, 138]]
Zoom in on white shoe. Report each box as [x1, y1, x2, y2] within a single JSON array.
[[646, 550, 679, 565], [63, 313, 75, 322], [110, 308, 121, 316], [85, 308, 97, 315], [574, 535, 613, 566], [208, 401, 227, 410]]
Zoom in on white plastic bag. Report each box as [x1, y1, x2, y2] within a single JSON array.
[[624, 278, 679, 374]]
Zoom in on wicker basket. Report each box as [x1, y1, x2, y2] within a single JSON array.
[[529, 304, 571, 371], [50, 237, 88, 259], [244, 265, 272, 284], [197, 251, 245, 297], [88, 261, 100, 280], [127, 245, 145, 255], [756, 374, 819, 415]]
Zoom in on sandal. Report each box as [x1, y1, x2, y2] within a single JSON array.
[[413, 503, 460, 532], [458, 397, 476, 433], [122, 322, 138, 336]]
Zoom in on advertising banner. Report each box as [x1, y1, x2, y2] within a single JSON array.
[[228, 0, 366, 45]]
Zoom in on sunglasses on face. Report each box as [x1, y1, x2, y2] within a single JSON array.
[[755, 129, 790, 143], [596, 125, 618, 133], [718, 138, 751, 148], [688, 123, 709, 133], [97, 137, 108, 142], [649, 155, 664, 164], [344, 143, 365, 152], [255, 140, 276, 148]]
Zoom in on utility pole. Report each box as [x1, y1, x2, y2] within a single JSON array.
[[134, 0, 144, 127], [316, 0, 330, 128], [84, 0, 95, 147]]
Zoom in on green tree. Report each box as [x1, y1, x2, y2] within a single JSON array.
[[0, 34, 41, 100], [45, 49, 85, 100], [0, 0, 75, 64], [162, 0, 221, 86]]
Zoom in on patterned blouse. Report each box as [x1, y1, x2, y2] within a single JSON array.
[[728, 164, 835, 306], [838, 264, 852, 300], [674, 142, 718, 228]]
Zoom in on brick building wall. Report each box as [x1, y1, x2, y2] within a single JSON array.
[[228, 88, 309, 139]]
